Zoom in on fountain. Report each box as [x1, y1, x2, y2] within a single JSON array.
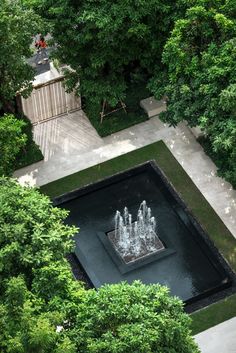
[[55, 161, 232, 308], [107, 201, 165, 264]]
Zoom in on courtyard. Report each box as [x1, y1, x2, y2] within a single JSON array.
[[2, 1, 236, 351]]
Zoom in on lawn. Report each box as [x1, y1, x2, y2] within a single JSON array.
[[191, 293, 236, 335], [41, 140, 236, 334], [84, 81, 150, 137]]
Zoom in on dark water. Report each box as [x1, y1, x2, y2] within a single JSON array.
[[60, 167, 229, 302]]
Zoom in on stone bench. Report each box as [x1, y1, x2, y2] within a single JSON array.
[[140, 96, 166, 118]]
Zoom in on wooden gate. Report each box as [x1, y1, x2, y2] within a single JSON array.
[[20, 77, 81, 124]]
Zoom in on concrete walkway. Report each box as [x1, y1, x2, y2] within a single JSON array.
[[14, 110, 236, 239], [194, 316, 236, 353], [33, 110, 103, 161]]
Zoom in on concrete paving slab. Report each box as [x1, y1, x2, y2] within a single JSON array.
[[194, 316, 236, 353], [33, 110, 104, 161], [163, 123, 236, 238]]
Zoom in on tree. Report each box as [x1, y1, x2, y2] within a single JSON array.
[[0, 114, 27, 176], [32, 0, 179, 111], [0, 276, 78, 353], [150, 0, 236, 186], [14, 114, 44, 170], [68, 281, 199, 353], [0, 178, 84, 352], [0, 279, 199, 353], [32, 261, 85, 320], [0, 177, 78, 288], [0, 0, 42, 112]]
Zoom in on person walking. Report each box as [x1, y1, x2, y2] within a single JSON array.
[[35, 35, 48, 65], [35, 35, 47, 50]]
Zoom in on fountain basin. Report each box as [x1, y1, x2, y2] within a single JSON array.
[[107, 227, 165, 264], [54, 161, 233, 307], [97, 230, 175, 274]]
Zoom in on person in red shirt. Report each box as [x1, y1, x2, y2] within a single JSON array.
[[35, 35, 48, 64], [35, 35, 47, 50], [39, 36, 47, 48]]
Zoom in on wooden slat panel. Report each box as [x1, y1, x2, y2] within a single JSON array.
[[66, 89, 81, 112], [20, 78, 81, 124]]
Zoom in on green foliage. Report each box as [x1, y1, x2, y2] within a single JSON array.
[[0, 114, 27, 176], [151, 0, 236, 186], [0, 270, 84, 352], [32, 261, 85, 321], [0, 0, 42, 111], [0, 276, 64, 353], [69, 281, 199, 353], [34, 0, 179, 109], [0, 177, 77, 287], [55, 337, 77, 353], [0, 178, 85, 352], [2, 276, 197, 353], [14, 115, 44, 170]]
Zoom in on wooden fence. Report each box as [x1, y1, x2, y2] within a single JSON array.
[[19, 77, 81, 125]]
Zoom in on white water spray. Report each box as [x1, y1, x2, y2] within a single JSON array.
[[113, 201, 163, 260]]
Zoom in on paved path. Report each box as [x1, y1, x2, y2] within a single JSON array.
[[194, 316, 236, 353], [14, 110, 236, 239], [33, 110, 103, 161]]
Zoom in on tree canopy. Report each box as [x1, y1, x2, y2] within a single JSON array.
[[0, 177, 77, 286], [0, 277, 199, 353], [150, 0, 236, 185], [68, 281, 199, 353], [33, 0, 180, 108], [0, 0, 42, 112], [25, 0, 236, 186], [0, 114, 27, 176], [0, 177, 84, 352]]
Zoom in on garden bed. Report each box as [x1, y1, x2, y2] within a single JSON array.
[[84, 81, 150, 137]]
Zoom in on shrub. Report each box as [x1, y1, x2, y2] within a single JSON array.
[[15, 115, 43, 170], [0, 177, 77, 288], [69, 281, 200, 353], [0, 114, 27, 176]]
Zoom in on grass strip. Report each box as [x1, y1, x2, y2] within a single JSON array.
[[191, 293, 236, 334]]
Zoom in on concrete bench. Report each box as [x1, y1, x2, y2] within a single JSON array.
[[140, 96, 166, 118]]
